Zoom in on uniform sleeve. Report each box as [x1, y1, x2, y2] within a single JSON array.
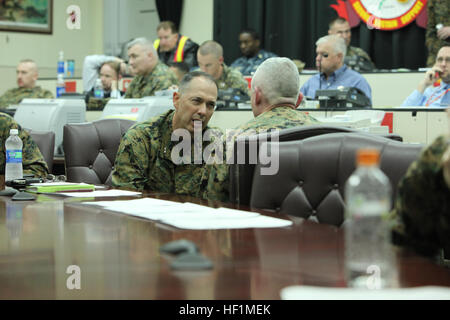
[[0, 89, 15, 109], [40, 89, 54, 99], [20, 129, 49, 178], [203, 163, 230, 202], [229, 69, 251, 96], [111, 128, 152, 191], [390, 135, 450, 256]]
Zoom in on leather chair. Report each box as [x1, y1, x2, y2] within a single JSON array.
[[249, 132, 424, 227], [27, 129, 55, 174], [229, 125, 403, 205], [63, 119, 135, 185]]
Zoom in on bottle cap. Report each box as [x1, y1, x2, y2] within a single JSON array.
[[9, 129, 18, 135], [356, 148, 380, 166]]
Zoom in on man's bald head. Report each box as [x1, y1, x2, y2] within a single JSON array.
[[17, 59, 38, 89]]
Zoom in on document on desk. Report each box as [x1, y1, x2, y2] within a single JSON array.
[[57, 190, 142, 197], [280, 285, 450, 300], [83, 198, 293, 229]]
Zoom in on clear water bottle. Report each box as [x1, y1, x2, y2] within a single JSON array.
[[57, 51, 65, 75], [94, 79, 104, 98], [344, 149, 397, 289], [56, 73, 66, 97], [5, 129, 23, 181]]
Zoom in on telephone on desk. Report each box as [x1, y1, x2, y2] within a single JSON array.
[[315, 87, 372, 109], [216, 88, 250, 108]]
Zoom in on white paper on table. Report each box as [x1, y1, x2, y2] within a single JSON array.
[[58, 190, 142, 197], [280, 285, 450, 300]]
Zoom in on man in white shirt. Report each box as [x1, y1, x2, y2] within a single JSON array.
[[402, 46, 450, 107]]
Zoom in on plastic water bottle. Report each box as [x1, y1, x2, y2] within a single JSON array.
[[57, 51, 65, 75], [94, 79, 104, 98], [5, 129, 23, 181], [56, 73, 66, 97], [344, 149, 397, 289]]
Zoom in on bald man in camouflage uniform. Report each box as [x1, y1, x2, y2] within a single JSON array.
[[0, 60, 53, 109], [390, 132, 450, 258], [205, 58, 318, 202], [426, 0, 450, 67], [197, 40, 250, 98], [112, 71, 221, 196], [124, 38, 178, 99], [0, 112, 49, 178]]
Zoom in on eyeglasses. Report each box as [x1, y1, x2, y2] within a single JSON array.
[[45, 174, 67, 182]]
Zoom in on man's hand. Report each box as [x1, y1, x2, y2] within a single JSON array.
[[418, 66, 443, 93], [437, 26, 450, 40]]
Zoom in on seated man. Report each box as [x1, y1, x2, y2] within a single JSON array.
[[402, 46, 449, 107], [197, 40, 250, 96], [300, 35, 372, 104], [154, 21, 199, 70], [231, 28, 277, 76], [0, 59, 53, 109], [0, 112, 49, 178], [328, 17, 375, 72], [87, 61, 125, 110], [205, 57, 319, 202], [112, 71, 220, 196], [125, 38, 178, 98], [82, 54, 128, 93], [390, 109, 450, 258]]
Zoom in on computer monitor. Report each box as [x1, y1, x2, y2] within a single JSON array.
[[14, 99, 86, 156], [101, 96, 174, 122]]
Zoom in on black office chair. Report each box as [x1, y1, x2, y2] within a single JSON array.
[[63, 118, 135, 185], [250, 133, 424, 227]]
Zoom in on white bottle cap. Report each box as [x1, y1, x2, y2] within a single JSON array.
[[9, 129, 18, 135], [436, 23, 443, 30]]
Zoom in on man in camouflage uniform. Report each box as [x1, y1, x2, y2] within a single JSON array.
[[426, 0, 450, 67], [205, 58, 318, 202], [197, 40, 250, 98], [112, 71, 221, 197], [124, 38, 178, 99], [390, 125, 450, 258], [231, 29, 277, 76], [0, 60, 53, 109], [0, 112, 49, 178], [328, 17, 375, 72]]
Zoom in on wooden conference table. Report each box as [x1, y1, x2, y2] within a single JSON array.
[[0, 192, 449, 300]]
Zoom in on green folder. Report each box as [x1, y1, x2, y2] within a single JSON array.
[[26, 182, 95, 193]]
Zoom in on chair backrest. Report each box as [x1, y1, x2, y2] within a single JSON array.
[[28, 129, 55, 173], [249, 132, 424, 227], [229, 125, 403, 205], [63, 118, 135, 185]]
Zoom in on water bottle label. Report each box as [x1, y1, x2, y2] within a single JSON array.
[[56, 86, 66, 97], [94, 89, 104, 98], [58, 61, 65, 74], [6, 150, 22, 163]]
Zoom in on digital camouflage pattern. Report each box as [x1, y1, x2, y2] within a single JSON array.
[[231, 50, 278, 76], [87, 97, 109, 111], [0, 86, 54, 109], [347, 46, 373, 64], [390, 135, 450, 257], [426, 0, 450, 66], [204, 106, 319, 202], [0, 112, 48, 177], [124, 61, 178, 98], [217, 64, 250, 96], [112, 109, 223, 197]]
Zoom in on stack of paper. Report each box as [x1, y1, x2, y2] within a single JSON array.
[[83, 198, 292, 230]]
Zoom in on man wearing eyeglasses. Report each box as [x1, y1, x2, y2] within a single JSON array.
[[328, 17, 375, 72], [300, 35, 372, 103]]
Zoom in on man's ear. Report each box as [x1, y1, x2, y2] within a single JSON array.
[[219, 56, 224, 64], [254, 86, 262, 105], [173, 91, 180, 110]]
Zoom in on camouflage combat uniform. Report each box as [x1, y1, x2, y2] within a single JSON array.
[[87, 97, 109, 111], [231, 50, 278, 76], [124, 62, 178, 98], [112, 109, 222, 197], [0, 112, 49, 178], [217, 64, 250, 96], [426, 0, 450, 67], [390, 135, 450, 257], [0, 86, 54, 109], [205, 106, 319, 202]]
